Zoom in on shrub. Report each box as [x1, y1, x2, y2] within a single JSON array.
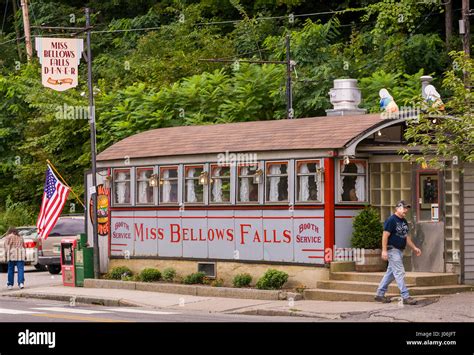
[[351, 207, 384, 249], [106, 266, 133, 280], [233, 273, 252, 288], [183, 272, 206, 284], [139, 268, 162, 282], [162, 268, 177, 282], [256, 269, 289, 290]]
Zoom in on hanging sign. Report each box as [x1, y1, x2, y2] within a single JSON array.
[[35, 37, 84, 91]]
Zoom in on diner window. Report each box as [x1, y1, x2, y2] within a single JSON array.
[[160, 166, 178, 203], [136, 167, 154, 204], [210, 165, 231, 203], [237, 164, 259, 203], [296, 161, 321, 202], [113, 168, 131, 205], [266, 162, 288, 202], [339, 160, 367, 202], [185, 165, 204, 203]]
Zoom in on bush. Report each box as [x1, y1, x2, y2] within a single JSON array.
[[183, 272, 206, 285], [106, 266, 133, 280], [139, 268, 162, 282], [351, 207, 384, 249], [162, 268, 177, 282], [233, 273, 252, 288], [256, 269, 288, 290]]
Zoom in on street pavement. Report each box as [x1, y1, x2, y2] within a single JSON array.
[[0, 266, 473, 322]]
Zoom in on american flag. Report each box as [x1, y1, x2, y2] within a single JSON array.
[[36, 165, 70, 240]]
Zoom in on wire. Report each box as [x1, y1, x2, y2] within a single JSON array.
[[0, 35, 24, 45]]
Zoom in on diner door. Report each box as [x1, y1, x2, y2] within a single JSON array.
[[412, 169, 445, 272]]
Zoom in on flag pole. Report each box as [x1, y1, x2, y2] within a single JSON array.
[[46, 159, 85, 208]]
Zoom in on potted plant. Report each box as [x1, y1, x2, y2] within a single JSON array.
[[351, 207, 386, 272]]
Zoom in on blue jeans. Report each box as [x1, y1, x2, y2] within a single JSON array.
[[376, 248, 409, 299], [7, 260, 25, 287]]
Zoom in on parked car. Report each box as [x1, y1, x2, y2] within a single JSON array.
[[0, 226, 42, 272], [37, 215, 85, 274]]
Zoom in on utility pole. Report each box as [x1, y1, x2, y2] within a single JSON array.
[[85, 8, 100, 279], [20, 0, 32, 61], [285, 35, 293, 119], [445, 0, 453, 50], [462, 0, 470, 58], [12, 0, 23, 61]]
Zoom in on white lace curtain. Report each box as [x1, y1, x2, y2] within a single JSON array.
[[162, 169, 172, 203], [299, 163, 310, 201], [116, 172, 127, 204], [240, 167, 250, 202], [269, 165, 281, 202], [212, 167, 223, 202], [354, 163, 365, 202], [138, 170, 149, 203], [186, 168, 197, 202]]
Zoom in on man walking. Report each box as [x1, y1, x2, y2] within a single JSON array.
[[374, 201, 421, 305], [4, 227, 26, 289]]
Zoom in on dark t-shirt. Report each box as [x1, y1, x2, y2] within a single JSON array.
[[384, 214, 409, 250]]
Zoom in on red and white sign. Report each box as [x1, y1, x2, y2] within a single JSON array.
[[110, 210, 325, 264], [35, 37, 84, 91]]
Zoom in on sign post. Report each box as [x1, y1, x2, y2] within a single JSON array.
[[34, 8, 100, 278]]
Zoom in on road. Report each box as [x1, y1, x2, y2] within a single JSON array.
[[0, 266, 313, 322]]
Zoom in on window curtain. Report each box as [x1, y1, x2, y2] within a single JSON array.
[[269, 165, 281, 202], [355, 163, 366, 202], [299, 164, 310, 201], [116, 172, 126, 204], [212, 167, 223, 202], [186, 168, 197, 203], [240, 167, 250, 202], [162, 169, 171, 203], [138, 170, 148, 203], [338, 167, 344, 201]]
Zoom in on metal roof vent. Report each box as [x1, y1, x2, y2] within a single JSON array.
[[326, 79, 367, 116]]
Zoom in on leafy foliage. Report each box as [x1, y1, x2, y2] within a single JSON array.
[[256, 269, 288, 289], [138, 268, 162, 282], [351, 207, 384, 249], [232, 273, 252, 288]]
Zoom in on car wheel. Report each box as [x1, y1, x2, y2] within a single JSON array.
[[47, 265, 61, 274], [34, 264, 47, 271], [0, 264, 7, 273]]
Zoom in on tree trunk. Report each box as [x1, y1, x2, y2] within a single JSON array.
[[445, 0, 453, 49]]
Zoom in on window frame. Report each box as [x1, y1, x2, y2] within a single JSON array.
[[295, 159, 324, 204], [135, 166, 156, 205], [112, 168, 132, 206], [236, 163, 261, 205], [159, 165, 179, 205], [209, 163, 232, 205], [337, 159, 368, 204], [265, 160, 290, 204], [183, 164, 206, 205]]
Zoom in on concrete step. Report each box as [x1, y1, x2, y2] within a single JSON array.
[[316, 280, 473, 295], [317, 280, 415, 293], [329, 272, 459, 286], [304, 289, 441, 302]]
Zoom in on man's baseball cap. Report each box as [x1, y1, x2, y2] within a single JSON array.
[[396, 200, 411, 208]]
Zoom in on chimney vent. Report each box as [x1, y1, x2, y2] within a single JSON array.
[[326, 79, 367, 116]]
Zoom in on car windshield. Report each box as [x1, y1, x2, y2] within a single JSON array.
[[48, 218, 84, 236]]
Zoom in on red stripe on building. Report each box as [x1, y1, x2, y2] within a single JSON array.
[[324, 158, 335, 255]]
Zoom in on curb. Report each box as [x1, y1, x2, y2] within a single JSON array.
[[229, 308, 340, 319], [3, 292, 141, 308], [84, 279, 302, 301]]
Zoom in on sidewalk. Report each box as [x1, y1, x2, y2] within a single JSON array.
[[3, 283, 471, 321]]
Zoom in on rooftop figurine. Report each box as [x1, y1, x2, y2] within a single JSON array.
[[379, 88, 399, 113]]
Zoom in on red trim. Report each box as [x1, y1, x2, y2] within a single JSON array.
[[324, 158, 335, 254], [111, 215, 324, 220], [111, 243, 128, 246], [301, 249, 324, 252], [110, 205, 325, 211], [335, 216, 354, 218], [308, 256, 324, 259]]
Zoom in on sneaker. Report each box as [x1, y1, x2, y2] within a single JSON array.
[[374, 295, 391, 303], [7, 285, 13, 290], [19, 283, 24, 289], [403, 297, 417, 305]]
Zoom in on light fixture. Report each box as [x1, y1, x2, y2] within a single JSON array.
[[199, 171, 209, 185], [104, 175, 112, 189], [432, 118, 437, 124], [343, 156, 350, 165], [377, 130, 382, 136], [148, 174, 159, 187], [253, 169, 263, 184]]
